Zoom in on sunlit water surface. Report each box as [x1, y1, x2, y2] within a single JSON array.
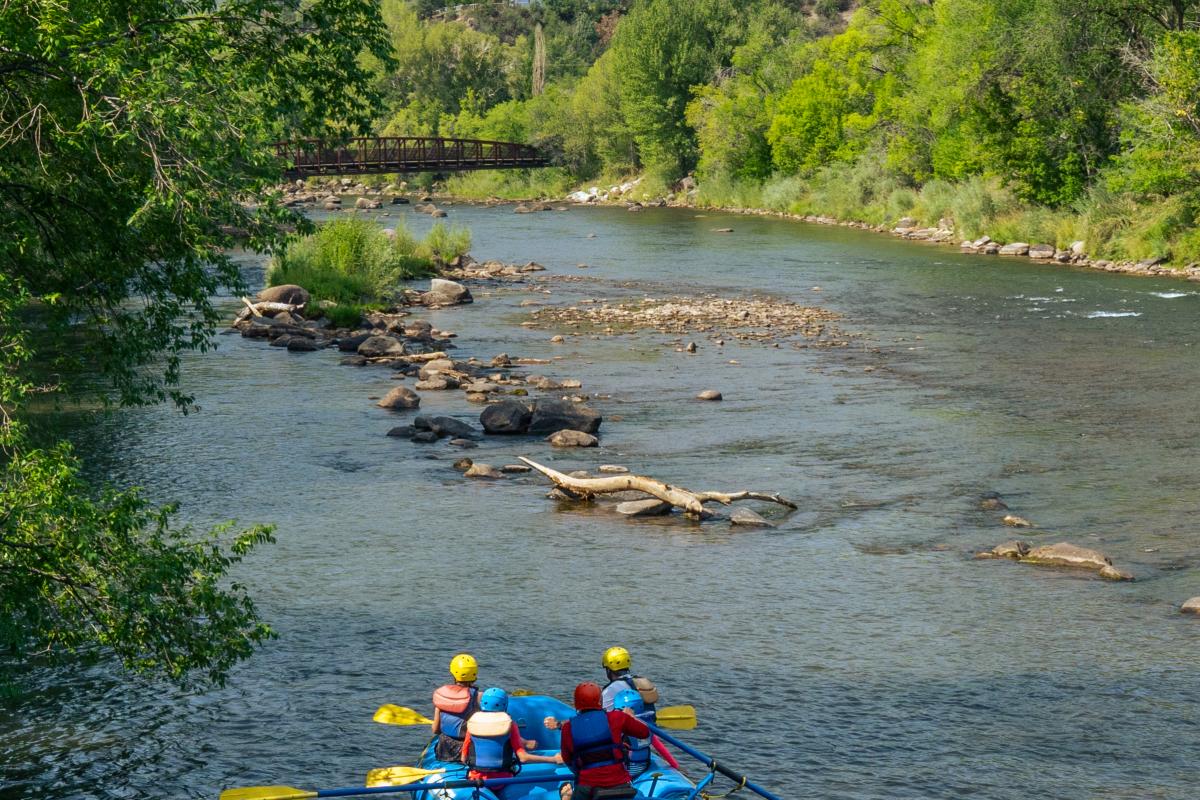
[[4, 205, 1199, 799]]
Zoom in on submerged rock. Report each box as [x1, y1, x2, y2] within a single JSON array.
[[465, 463, 503, 479], [974, 540, 1030, 560], [1002, 514, 1034, 528], [377, 386, 421, 410], [979, 540, 1132, 581], [548, 429, 598, 447], [1180, 597, 1200, 615], [696, 389, 723, 401], [428, 416, 477, 439], [616, 499, 673, 517], [730, 508, 774, 528]]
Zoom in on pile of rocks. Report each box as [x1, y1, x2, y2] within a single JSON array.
[[442, 256, 547, 282], [529, 294, 846, 345]]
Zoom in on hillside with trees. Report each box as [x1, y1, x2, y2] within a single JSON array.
[[378, 0, 1200, 265]]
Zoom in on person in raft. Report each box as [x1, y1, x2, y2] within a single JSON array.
[[556, 682, 648, 800], [432, 653, 481, 761], [611, 689, 681, 775], [599, 646, 658, 724], [462, 688, 562, 780]]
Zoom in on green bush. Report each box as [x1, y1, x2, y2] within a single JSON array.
[[267, 218, 441, 305], [420, 223, 473, 264]]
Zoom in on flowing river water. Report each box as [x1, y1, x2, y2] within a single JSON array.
[[3, 204, 1199, 799]]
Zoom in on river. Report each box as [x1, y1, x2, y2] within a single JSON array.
[[3, 204, 1199, 800]]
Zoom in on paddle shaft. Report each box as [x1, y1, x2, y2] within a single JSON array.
[[646, 724, 784, 800], [310, 773, 562, 798]]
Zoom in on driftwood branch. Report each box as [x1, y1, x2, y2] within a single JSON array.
[[518, 457, 797, 519]]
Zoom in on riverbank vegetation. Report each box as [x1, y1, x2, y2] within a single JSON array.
[[383, 0, 1200, 265], [0, 0, 390, 689], [268, 219, 470, 325]]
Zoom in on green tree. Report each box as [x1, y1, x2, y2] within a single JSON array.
[[0, 0, 389, 685], [609, 0, 739, 179]]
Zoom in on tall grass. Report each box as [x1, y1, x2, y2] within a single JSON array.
[[267, 218, 471, 314]]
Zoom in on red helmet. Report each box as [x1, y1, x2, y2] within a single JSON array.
[[573, 682, 603, 710]]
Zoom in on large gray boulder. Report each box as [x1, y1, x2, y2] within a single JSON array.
[[377, 386, 420, 410], [616, 499, 672, 517], [528, 399, 602, 435], [358, 335, 406, 358], [1028, 243, 1056, 259], [421, 278, 472, 307], [259, 284, 310, 305], [480, 399, 533, 434]]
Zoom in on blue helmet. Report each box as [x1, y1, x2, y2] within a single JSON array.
[[479, 687, 509, 712], [613, 688, 644, 715]]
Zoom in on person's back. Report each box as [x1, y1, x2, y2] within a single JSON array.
[[432, 653, 480, 761], [463, 688, 560, 780], [559, 682, 647, 800]]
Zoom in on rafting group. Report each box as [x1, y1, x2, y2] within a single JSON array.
[[428, 648, 679, 800], [222, 647, 781, 800]]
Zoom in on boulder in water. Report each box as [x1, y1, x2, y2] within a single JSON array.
[[548, 429, 598, 448], [259, 284, 310, 305], [358, 335, 406, 358], [377, 386, 420, 410], [528, 399, 601, 435], [480, 399, 533, 434]]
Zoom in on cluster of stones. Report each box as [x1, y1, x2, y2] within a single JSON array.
[[441, 255, 547, 281], [278, 178, 415, 211], [528, 295, 846, 345]]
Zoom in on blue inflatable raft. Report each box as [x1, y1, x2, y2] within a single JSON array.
[[407, 695, 697, 800]]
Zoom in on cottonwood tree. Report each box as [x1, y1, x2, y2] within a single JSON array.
[[0, 0, 390, 687]]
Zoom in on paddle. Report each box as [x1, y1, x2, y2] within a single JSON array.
[[221, 773, 566, 800], [363, 766, 446, 787], [654, 705, 697, 730], [646, 724, 783, 800], [371, 705, 433, 726]]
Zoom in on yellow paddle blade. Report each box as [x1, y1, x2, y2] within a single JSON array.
[[511, 689, 538, 697], [365, 766, 445, 787], [656, 705, 697, 730], [373, 704, 434, 726], [220, 787, 317, 800]]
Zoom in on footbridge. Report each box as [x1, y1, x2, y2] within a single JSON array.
[[274, 136, 548, 178]]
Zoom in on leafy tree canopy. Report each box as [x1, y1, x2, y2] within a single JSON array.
[[0, 0, 389, 686]]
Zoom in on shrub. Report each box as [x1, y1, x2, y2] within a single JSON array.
[[267, 218, 439, 305], [420, 223, 472, 264]]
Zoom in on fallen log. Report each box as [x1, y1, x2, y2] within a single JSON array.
[[518, 457, 797, 519]]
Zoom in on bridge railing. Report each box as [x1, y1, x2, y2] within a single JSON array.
[[274, 136, 547, 177]]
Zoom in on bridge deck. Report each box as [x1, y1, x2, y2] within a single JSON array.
[[275, 136, 548, 178]]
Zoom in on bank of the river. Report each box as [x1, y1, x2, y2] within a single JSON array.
[[423, 174, 1200, 283]]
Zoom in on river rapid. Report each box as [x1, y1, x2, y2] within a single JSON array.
[[3, 204, 1199, 800]]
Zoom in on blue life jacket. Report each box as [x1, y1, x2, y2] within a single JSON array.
[[439, 686, 479, 740], [465, 712, 518, 773], [604, 674, 657, 725], [567, 709, 623, 773], [624, 732, 651, 777]]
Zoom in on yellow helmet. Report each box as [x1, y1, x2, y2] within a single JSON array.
[[449, 653, 478, 682], [602, 646, 631, 672]]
